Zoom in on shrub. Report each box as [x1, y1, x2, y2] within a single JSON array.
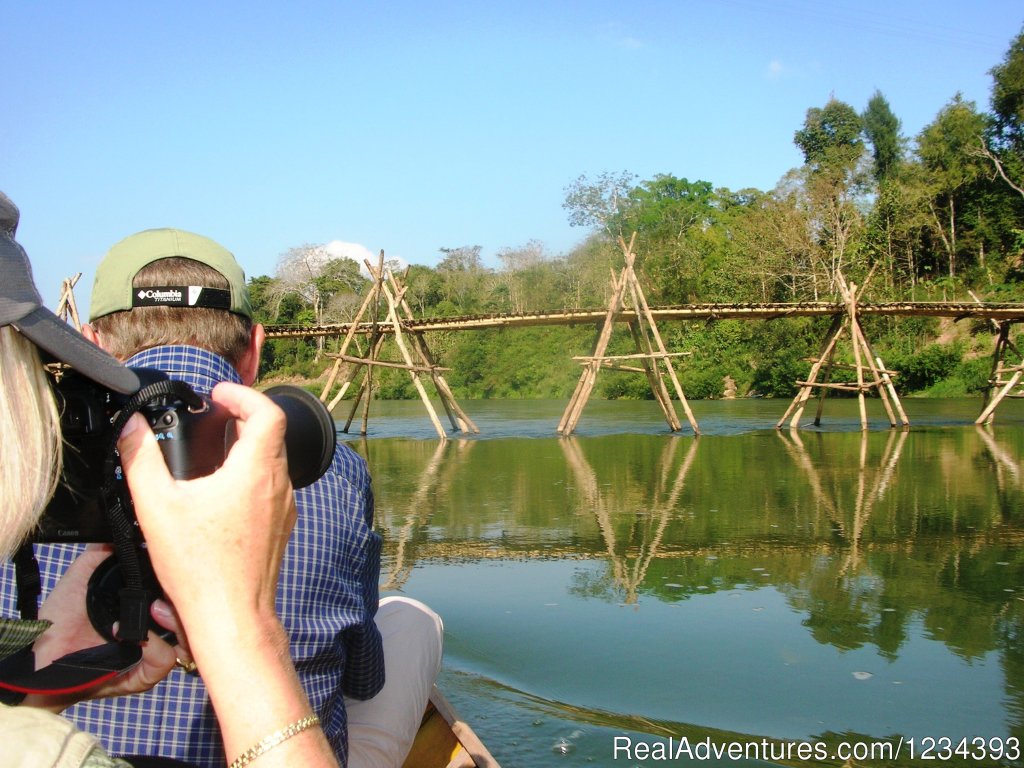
[[682, 365, 725, 399], [892, 343, 963, 393]]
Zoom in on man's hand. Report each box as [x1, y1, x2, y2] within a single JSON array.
[[27, 545, 190, 712]]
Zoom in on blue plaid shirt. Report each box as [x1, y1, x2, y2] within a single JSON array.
[[1, 345, 383, 767]]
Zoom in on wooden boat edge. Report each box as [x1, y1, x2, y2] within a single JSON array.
[[401, 684, 502, 768]]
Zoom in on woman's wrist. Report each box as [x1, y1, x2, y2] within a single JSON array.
[[187, 617, 309, 751]]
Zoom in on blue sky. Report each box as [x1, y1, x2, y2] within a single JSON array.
[[3, 1, 1022, 309]]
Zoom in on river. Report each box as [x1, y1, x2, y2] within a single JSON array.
[[339, 397, 1024, 766]]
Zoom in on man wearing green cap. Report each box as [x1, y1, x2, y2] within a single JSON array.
[[4, 229, 442, 768]]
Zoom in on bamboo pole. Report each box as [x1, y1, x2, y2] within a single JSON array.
[[794, 381, 866, 391], [975, 319, 1024, 425], [375, 263, 460, 433], [559, 269, 629, 433], [338, 335, 386, 429], [849, 275, 907, 426], [360, 357, 374, 435], [844, 281, 869, 430], [850, 318, 898, 427], [326, 353, 450, 373], [572, 352, 691, 361], [783, 272, 908, 431], [876, 356, 909, 426], [979, 323, 1010, 422], [358, 250, 387, 434], [327, 253, 478, 439], [812, 339, 839, 426], [977, 361, 1024, 425], [325, 251, 388, 413], [343, 376, 369, 434]]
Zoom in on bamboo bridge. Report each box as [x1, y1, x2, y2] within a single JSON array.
[[258, 239, 1024, 439], [264, 299, 1024, 338]]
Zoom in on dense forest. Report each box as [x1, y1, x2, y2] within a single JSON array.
[[254, 28, 1024, 402]]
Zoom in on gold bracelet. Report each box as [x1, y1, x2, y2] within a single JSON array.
[[228, 714, 321, 768]]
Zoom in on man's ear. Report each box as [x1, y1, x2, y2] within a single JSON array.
[[237, 323, 265, 386], [81, 323, 104, 349]]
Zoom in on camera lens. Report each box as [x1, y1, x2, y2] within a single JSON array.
[[263, 385, 337, 489]]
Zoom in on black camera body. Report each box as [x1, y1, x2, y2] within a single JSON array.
[[37, 368, 336, 543]]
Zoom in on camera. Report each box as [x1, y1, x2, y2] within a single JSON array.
[[37, 368, 337, 542], [32, 367, 337, 644]]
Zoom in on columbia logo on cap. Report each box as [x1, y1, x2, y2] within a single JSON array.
[[132, 285, 231, 310], [137, 288, 184, 303]]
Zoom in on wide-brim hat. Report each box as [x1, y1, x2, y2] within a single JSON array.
[[0, 192, 140, 394]]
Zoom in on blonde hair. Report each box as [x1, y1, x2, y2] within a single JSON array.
[[91, 257, 252, 366], [0, 325, 62, 558]]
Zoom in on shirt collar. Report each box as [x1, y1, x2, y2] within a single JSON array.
[[125, 345, 242, 396]]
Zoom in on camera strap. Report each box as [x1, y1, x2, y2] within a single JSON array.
[[0, 550, 144, 699], [0, 379, 202, 698], [102, 379, 204, 644], [12, 544, 41, 621]]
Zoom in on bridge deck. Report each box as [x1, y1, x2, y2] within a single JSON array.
[[264, 301, 1024, 338]]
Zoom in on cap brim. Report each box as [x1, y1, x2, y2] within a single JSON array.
[[16, 308, 141, 394]]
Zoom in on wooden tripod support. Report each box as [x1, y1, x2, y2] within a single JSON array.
[[976, 320, 1024, 425], [776, 273, 908, 431], [557, 234, 699, 436], [56, 273, 83, 330], [319, 252, 477, 440]]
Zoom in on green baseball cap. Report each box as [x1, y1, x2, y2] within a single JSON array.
[[89, 228, 252, 322]]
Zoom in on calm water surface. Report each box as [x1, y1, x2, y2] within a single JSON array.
[[340, 398, 1024, 766]]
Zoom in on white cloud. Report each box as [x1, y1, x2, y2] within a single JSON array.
[[324, 240, 375, 264], [323, 240, 408, 278]]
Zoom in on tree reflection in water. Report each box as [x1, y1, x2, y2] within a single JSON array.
[[364, 421, 1024, 760]]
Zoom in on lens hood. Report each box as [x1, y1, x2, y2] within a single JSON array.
[[263, 385, 337, 489]]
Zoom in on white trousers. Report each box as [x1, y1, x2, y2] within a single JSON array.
[[346, 596, 444, 768]]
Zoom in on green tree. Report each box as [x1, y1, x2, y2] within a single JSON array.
[[622, 175, 722, 302], [991, 26, 1024, 150], [728, 178, 817, 300], [793, 98, 865, 181], [916, 95, 990, 278], [793, 99, 869, 291], [862, 90, 903, 184], [863, 170, 929, 294], [270, 245, 369, 359], [496, 240, 550, 313], [435, 245, 491, 313], [552, 234, 618, 311], [983, 27, 1024, 223]]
